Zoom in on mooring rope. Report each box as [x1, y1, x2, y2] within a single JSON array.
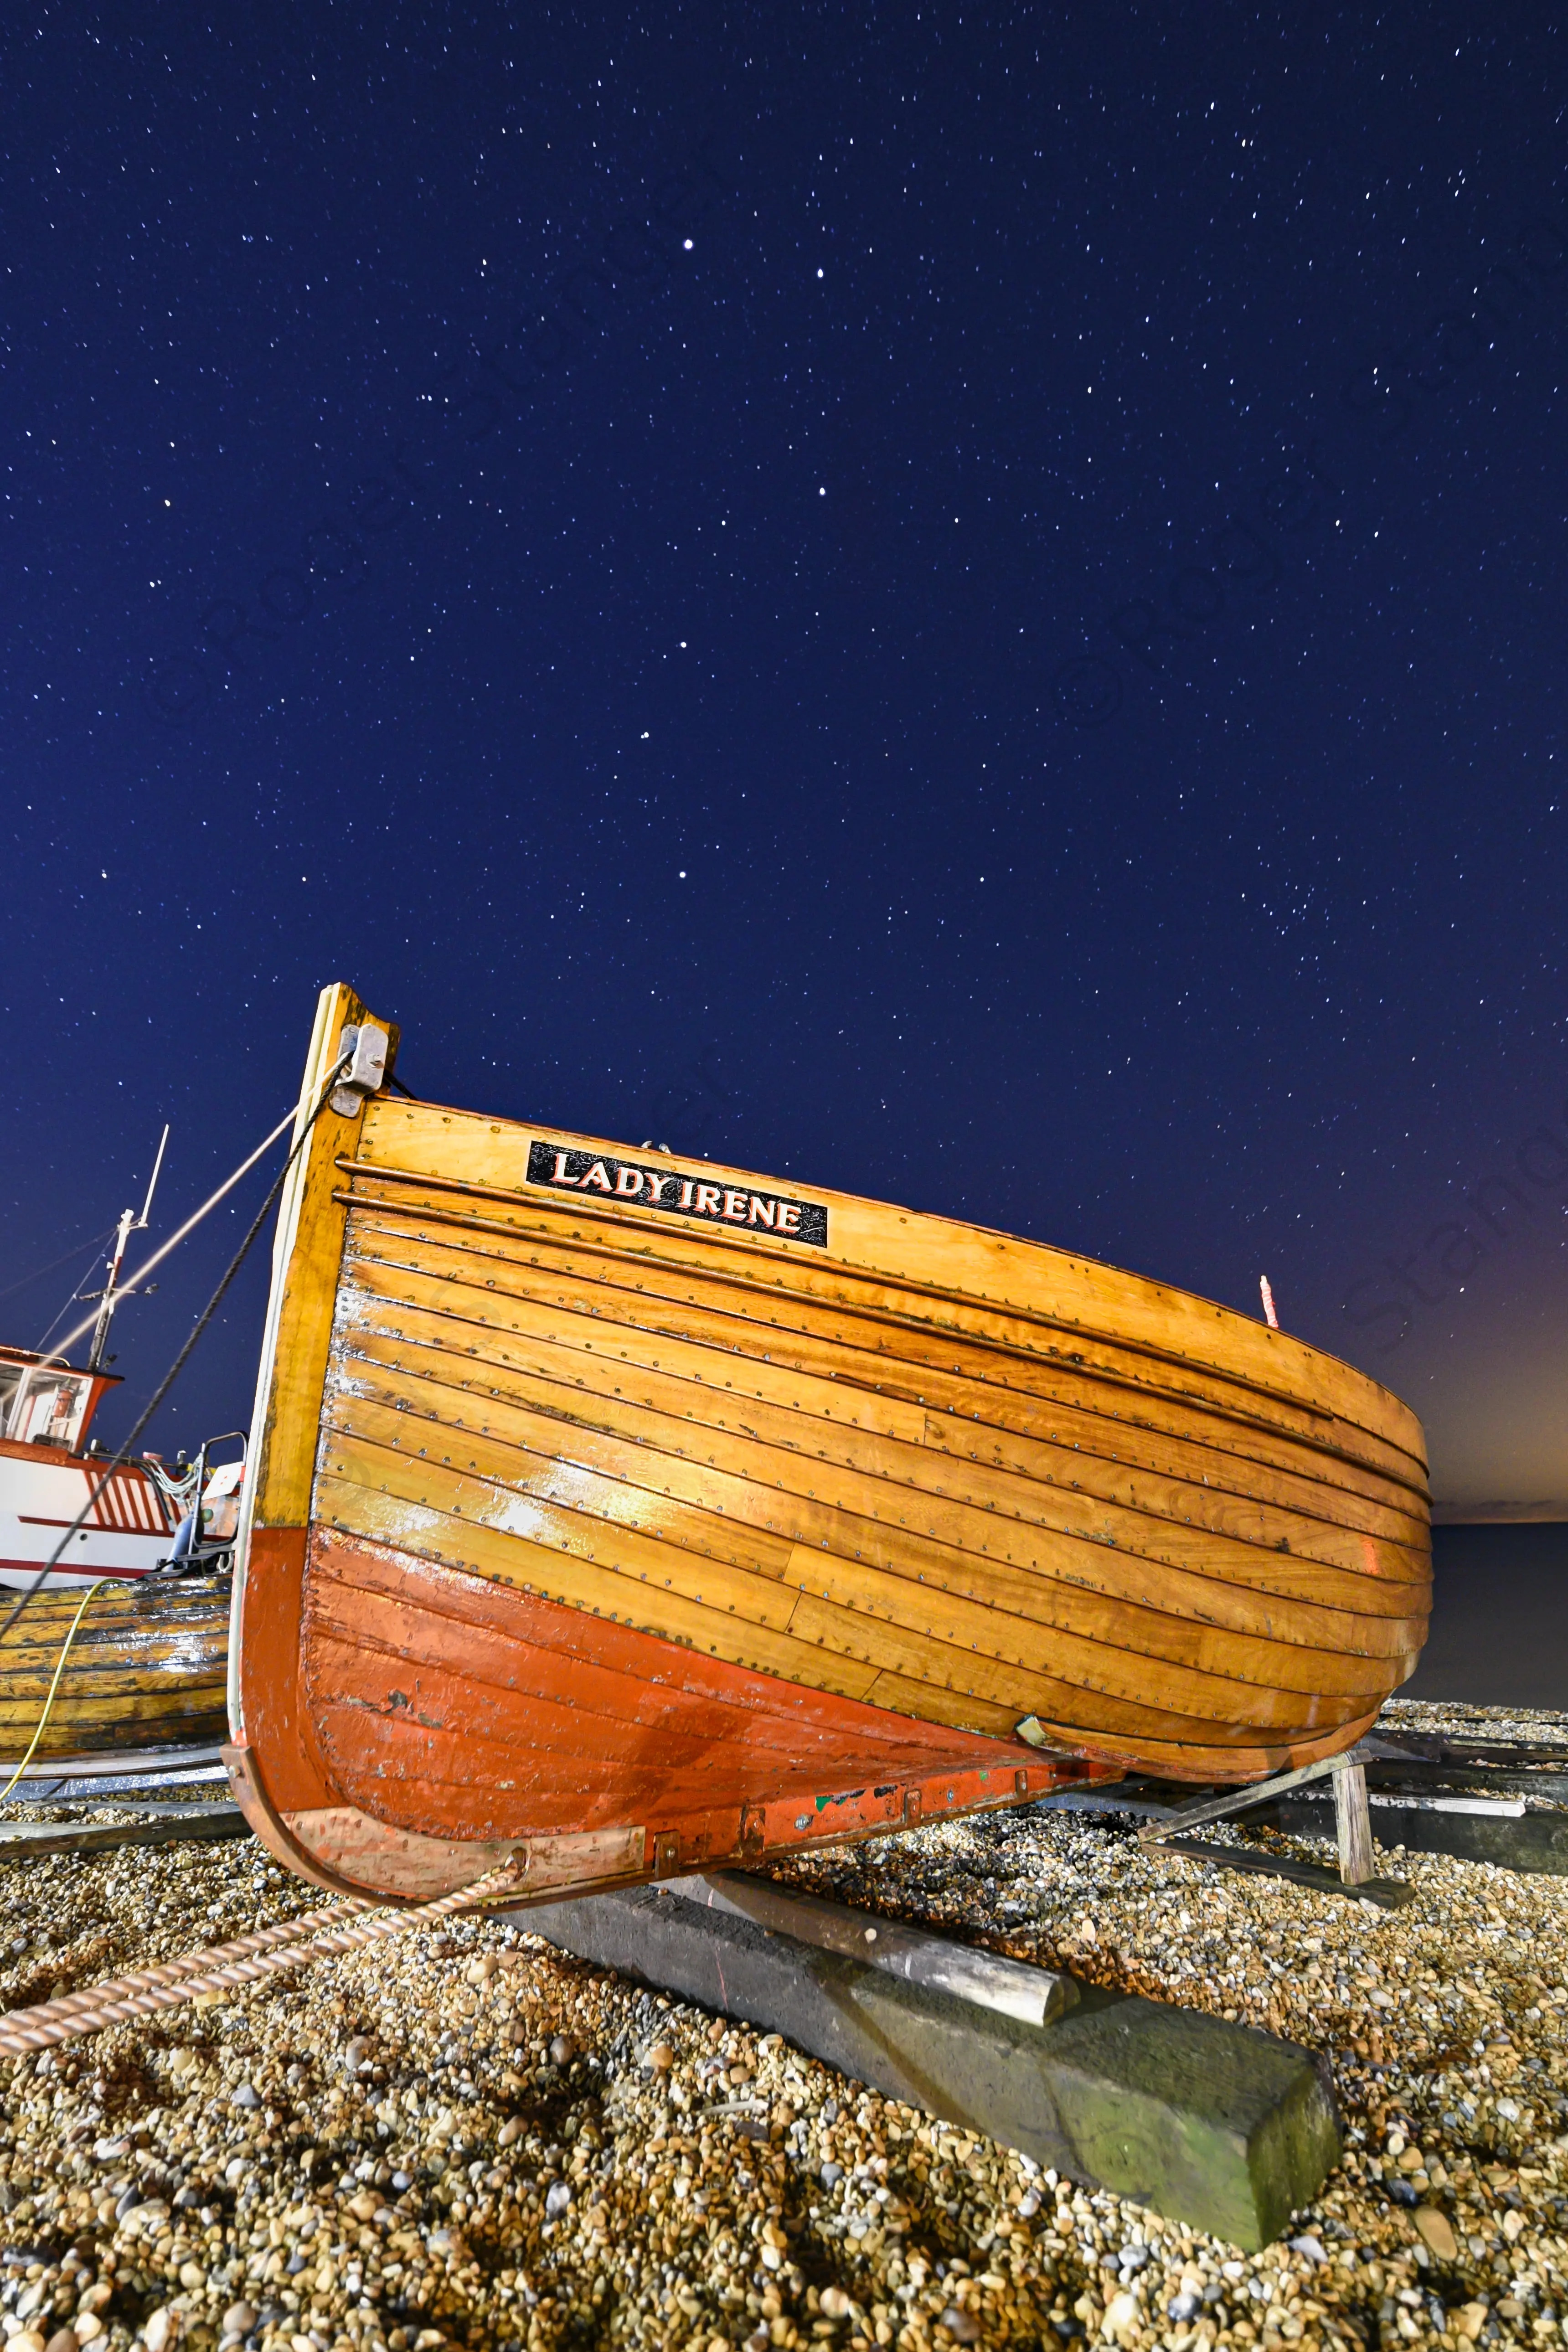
[[0, 1580, 109, 1805], [0, 1052, 351, 1650], [0, 1860, 521, 2057]]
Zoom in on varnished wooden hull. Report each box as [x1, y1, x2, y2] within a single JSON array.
[[0, 1573, 230, 1764], [229, 986, 1430, 1903]]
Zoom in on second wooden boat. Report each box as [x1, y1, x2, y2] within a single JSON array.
[[0, 1572, 230, 1768], [226, 985, 1431, 1903]]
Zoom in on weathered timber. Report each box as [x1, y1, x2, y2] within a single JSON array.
[[1037, 1765, 1568, 1879], [0, 1743, 228, 1785], [3, 1769, 228, 1806], [518, 1879, 1342, 2249], [1334, 1763, 1376, 1886], [1132, 1745, 1403, 1895], [1364, 1733, 1568, 1768], [1258, 1795, 1568, 1878], [0, 1580, 229, 1767], [0, 1804, 246, 1862], [668, 1870, 1078, 2025], [1146, 1835, 1415, 1909]]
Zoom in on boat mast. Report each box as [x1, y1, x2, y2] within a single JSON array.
[[86, 1126, 169, 1374]]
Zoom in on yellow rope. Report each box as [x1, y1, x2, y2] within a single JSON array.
[[0, 1579, 107, 1803]]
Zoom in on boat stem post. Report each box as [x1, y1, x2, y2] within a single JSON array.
[[1333, 1760, 1376, 1885]]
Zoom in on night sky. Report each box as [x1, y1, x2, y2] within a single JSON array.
[[4, 4, 1567, 1522]]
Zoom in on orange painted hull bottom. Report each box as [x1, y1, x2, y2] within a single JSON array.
[[227, 1525, 1109, 1903]]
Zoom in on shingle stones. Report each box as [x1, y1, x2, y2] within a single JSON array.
[[0, 1700, 1560, 2350]]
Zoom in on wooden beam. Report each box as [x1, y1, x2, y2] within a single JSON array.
[[0, 1805, 245, 1861], [1334, 1761, 1376, 1885]]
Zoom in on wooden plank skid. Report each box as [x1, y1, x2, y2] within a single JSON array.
[[1149, 1834, 1415, 1909], [0, 1808, 247, 1863], [0, 1742, 227, 1782], [671, 1872, 1078, 2026]]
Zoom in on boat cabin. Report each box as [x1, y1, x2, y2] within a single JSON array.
[[0, 1346, 116, 1455]]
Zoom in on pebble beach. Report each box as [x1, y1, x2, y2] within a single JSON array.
[[0, 1699, 1563, 2352]]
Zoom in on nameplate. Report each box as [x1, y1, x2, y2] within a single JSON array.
[[526, 1141, 828, 1246]]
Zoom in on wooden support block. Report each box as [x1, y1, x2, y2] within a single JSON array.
[[1334, 1762, 1375, 1885], [670, 1870, 1078, 2026]]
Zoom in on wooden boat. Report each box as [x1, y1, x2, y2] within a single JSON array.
[[226, 984, 1431, 1903], [0, 1572, 230, 1766]]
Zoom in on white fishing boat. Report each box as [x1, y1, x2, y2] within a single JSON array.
[[0, 1342, 178, 1589], [0, 1138, 246, 1592]]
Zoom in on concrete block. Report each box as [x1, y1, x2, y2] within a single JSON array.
[[513, 1882, 1340, 2250]]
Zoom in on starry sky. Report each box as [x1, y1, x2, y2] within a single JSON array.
[[4, 2, 1567, 1518]]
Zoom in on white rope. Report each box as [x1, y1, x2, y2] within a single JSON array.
[[0, 1060, 348, 1645], [36, 1104, 301, 1372]]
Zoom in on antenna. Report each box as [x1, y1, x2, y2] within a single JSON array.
[[138, 1124, 170, 1231], [87, 1127, 172, 1374]]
